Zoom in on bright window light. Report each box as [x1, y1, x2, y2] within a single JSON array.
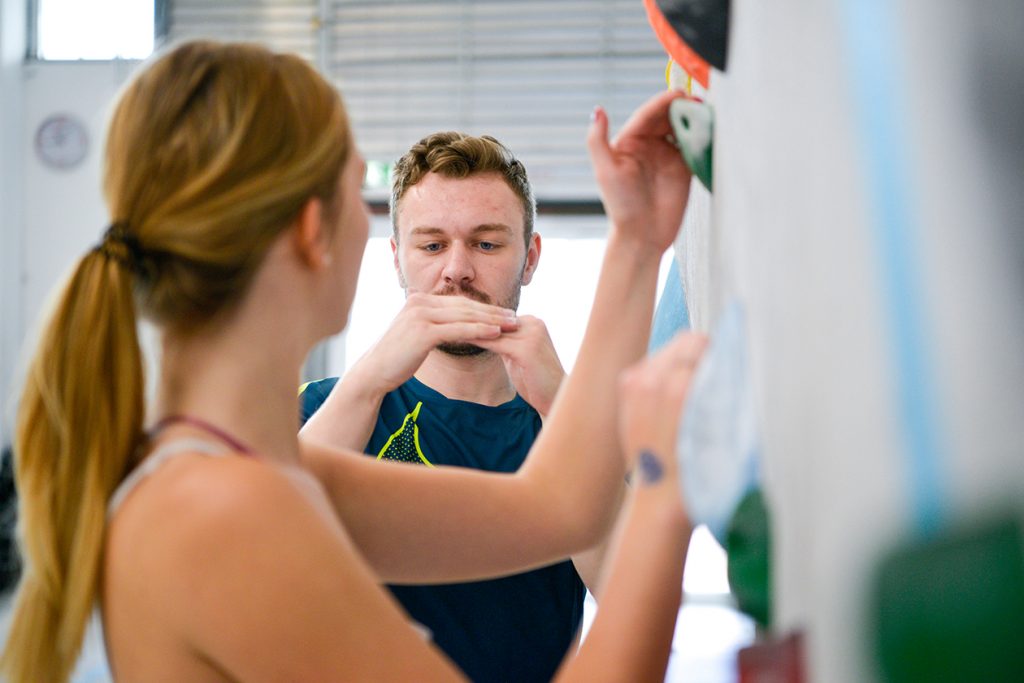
[[36, 0, 155, 60]]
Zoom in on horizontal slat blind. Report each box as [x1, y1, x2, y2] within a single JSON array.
[[168, 0, 320, 62], [168, 0, 667, 201], [328, 0, 665, 200]]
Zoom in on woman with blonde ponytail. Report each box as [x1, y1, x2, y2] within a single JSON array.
[[3, 40, 705, 682]]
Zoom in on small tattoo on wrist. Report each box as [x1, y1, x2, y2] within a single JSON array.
[[635, 450, 664, 485]]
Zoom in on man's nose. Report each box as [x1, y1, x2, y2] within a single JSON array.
[[441, 243, 475, 285]]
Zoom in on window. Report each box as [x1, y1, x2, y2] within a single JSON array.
[[167, 0, 666, 202], [326, 0, 666, 202], [32, 0, 161, 60]]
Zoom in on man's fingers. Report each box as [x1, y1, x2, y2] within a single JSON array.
[[406, 294, 518, 330], [427, 322, 503, 345], [419, 305, 515, 326], [469, 334, 514, 354], [414, 292, 516, 317], [470, 331, 538, 360]]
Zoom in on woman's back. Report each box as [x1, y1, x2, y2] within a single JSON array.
[[103, 430, 454, 681], [104, 441, 252, 682]]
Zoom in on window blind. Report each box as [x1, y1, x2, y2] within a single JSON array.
[[167, 0, 666, 201], [168, 0, 320, 62]]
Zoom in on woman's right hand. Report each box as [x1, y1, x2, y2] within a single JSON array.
[[587, 90, 694, 254], [618, 332, 709, 481]]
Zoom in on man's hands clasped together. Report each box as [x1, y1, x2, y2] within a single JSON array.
[[346, 293, 565, 417], [345, 292, 519, 396]]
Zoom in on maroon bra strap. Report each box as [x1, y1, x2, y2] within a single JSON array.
[[150, 415, 255, 456]]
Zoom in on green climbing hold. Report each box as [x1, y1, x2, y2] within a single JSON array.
[[669, 97, 714, 192], [725, 487, 772, 628], [872, 513, 1024, 682]]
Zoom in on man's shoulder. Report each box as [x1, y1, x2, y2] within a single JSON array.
[[298, 377, 340, 424], [299, 377, 417, 428]]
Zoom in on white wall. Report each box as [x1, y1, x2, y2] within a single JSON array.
[[21, 60, 138, 333], [0, 0, 26, 449], [0, 56, 140, 447]]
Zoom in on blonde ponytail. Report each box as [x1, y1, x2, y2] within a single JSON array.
[[2, 246, 144, 682]]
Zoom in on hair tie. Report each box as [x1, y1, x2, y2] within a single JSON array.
[[95, 221, 147, 274]]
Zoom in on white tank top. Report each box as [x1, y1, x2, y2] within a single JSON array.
[[107, 437, 231, 518]]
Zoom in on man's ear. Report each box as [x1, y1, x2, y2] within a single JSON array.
[[294, 197, 330, 269], [390, 235, 407, 288], [521, 232, 541, 285]]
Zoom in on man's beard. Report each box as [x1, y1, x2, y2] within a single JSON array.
[[437, 341, 488, 356], [434, 281, 521, 357]]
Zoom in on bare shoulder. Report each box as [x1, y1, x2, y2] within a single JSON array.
[[107, 452, 348, 582], [104, 452, 394, 679]]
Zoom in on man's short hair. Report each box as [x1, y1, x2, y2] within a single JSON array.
[[390, 132, 536, 248]]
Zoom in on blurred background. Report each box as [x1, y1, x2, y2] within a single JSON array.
[[1, 1, 1022, 681]]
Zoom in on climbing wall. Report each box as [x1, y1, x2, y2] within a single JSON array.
[[670, 0, 1024, 680]]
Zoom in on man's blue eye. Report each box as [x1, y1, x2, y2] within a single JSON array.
[[479, 242, 496, 251], [423, 243, 442, 252]]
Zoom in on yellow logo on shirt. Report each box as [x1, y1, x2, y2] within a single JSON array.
[[377, 402, 434, 467]]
